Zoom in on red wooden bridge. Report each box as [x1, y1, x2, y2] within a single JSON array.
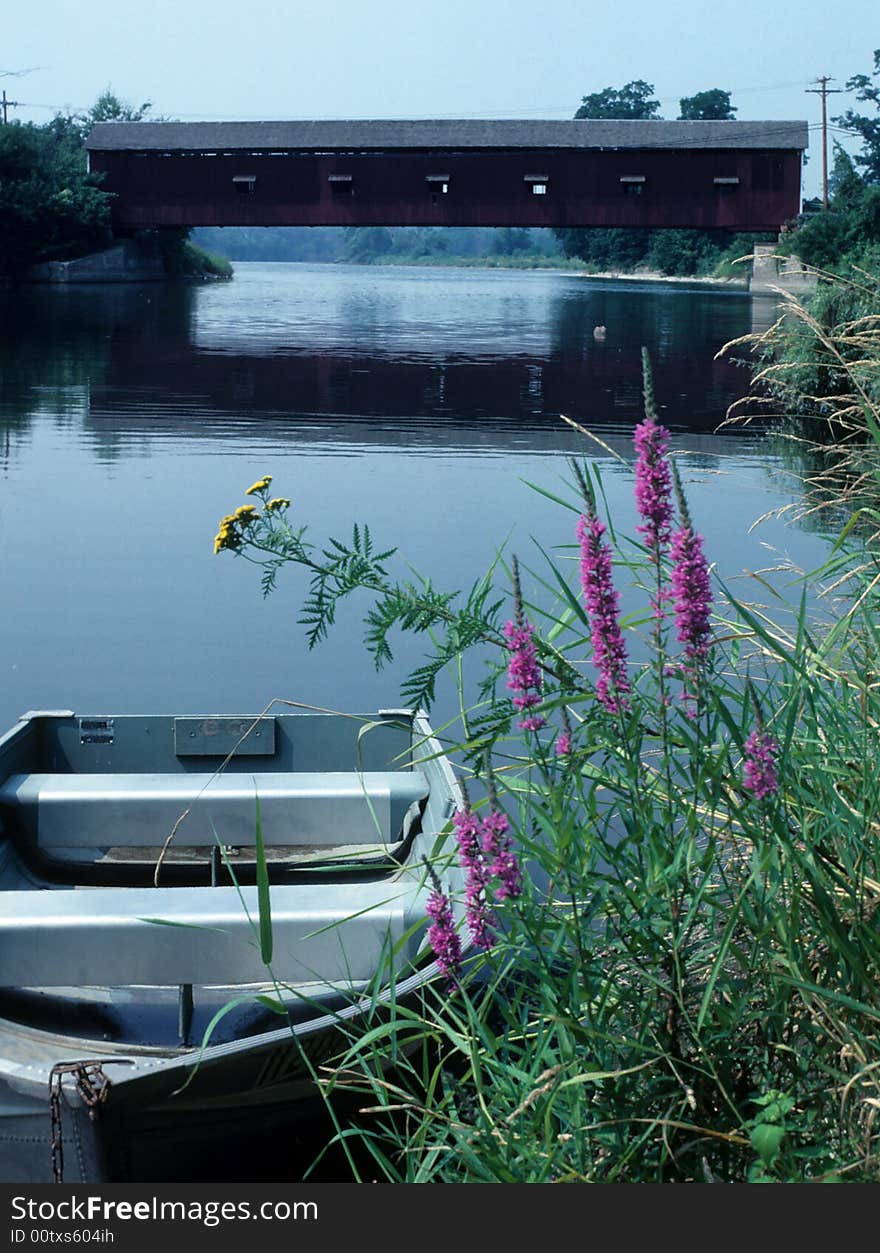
[[85, 119, 808, 233]]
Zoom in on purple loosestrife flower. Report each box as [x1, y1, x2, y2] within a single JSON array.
[[425, 888, 463, 987], [633, 417, 674, 561], [577, 513, 631, 714], [504, 619, 546, 732], [555, 731, 572, 757], [453, 807, 495, 950], [743, 728, 780, 800], [669, 524, 712, 709], [480, 809, 523, 902]]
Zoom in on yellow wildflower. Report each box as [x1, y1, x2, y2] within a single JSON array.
[[234, 504, 258, 525], [265, 497, 291, 512], [214, 525, 237, 554], [245, 476, 272, 496]]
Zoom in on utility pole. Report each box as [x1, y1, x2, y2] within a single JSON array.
[[806, 76, 843, 209], [1, 90, 18, 124]]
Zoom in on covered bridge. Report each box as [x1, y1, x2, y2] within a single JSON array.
[[85, 119, 808, 232]]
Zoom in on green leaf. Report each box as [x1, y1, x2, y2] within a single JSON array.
[[253, 788, 273, 965], [750, 1123, 785, 1169], [255, 994, 289, 1014]]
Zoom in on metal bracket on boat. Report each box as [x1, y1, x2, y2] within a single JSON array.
[[79, 717, 114, 746], [48, 1060, 113, 1184]]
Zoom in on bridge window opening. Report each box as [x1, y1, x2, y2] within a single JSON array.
[[714, 176, 740, 195], [233, 175, 257, 196], [524, 174, 549, 195], [426, 174, 450, 201], [329, 174, 354, 196], [620, 175, 646, 197]]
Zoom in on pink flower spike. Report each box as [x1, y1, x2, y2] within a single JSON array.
[[577, 513, 631, 714], [743, 728, 780, 800], [556, 732, 572, 757], [425, 888, 463, 987], [670, 525, 712, 663], [504, 619, 546, 732], [480, 809, 522, 902], [669, 524, 712, 710], [453, 807, 495, 949], [634, 417, 674, 560]]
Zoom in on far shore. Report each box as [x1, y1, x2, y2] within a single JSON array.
[[225, 255, 750, 288]]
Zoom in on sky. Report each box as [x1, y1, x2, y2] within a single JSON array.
[[3, 0, 877, 198]]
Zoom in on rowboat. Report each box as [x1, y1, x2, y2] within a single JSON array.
[[0, 707, 465, 1182]]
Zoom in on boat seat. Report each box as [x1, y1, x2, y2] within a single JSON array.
[[0, 879, 422, 985], [0, 771, 429, 853]]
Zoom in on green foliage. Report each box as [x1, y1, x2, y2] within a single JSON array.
[[192, 226, 565, 268], [490, 227, 532, 257], [554, 226, 652, 272], [343, 226, 395, 262], [575, 80, 661, 120], [723, 261, 880, 536], [0, 120, 112, 276], [678, 89, 737, 120], [647, 228, 728, 276], [835, 49, 880, 183], [179, 241, 233, 279], [554, 223, 764, 279], [83, 88, 154, 128], [784, 149, 880, 270], [192, 226, 348, 262]]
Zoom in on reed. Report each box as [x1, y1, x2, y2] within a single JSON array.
[[215, 291, 880, 1181], [719, 261, 880, 546]]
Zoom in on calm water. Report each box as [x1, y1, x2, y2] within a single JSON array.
[[0, 262, 828, 735]]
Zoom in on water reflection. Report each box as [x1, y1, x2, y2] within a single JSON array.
[[1, 265, 756, 440], [0, 264, 828, 732]]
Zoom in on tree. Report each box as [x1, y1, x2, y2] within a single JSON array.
[[575, 80, 661, 120], [342, 226, 394, 262], [783, 147, 880, 269], [83, 89, 154, 126], [679, 89, 737, 120], [490, 227, 532, 256], [0, 122, 112, 276], [835, 49, 880, 183]]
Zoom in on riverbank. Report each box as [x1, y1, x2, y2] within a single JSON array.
[[576, 266, 747, 289]]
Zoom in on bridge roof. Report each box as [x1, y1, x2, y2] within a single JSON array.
[[85, 118, 809, 153]]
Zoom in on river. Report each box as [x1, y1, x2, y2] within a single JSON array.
[[0, 262, 828, 735]]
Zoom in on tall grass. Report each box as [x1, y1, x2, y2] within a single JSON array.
[[216, 283, 880, 1182], [720, 261, 880, 545]]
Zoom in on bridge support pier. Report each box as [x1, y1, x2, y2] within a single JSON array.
[[26, 237, 165, 285], [749, 243, 816, 296]]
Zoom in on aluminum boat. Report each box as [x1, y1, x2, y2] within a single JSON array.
[[0, 707, 464, 1181]]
